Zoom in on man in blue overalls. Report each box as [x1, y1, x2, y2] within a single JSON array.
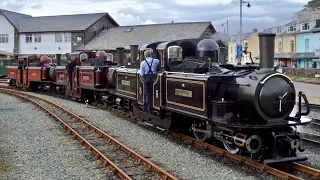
[[139, 50, 160, 114], [66, 59, 73, 92]]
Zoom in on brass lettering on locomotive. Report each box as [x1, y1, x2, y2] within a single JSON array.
[[175, 89, 192, 98], [83, 76, 89, 80], [31, 73, 36, 76], [122, 80, 131, 86]]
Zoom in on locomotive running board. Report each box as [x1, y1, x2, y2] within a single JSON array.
[[263, 155, 307, 164]]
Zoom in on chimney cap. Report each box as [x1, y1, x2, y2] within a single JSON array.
[[116, 47, 125, 50], [258, 33, 276, 36]]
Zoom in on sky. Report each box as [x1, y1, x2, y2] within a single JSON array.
[[1, 0, 310, 35]]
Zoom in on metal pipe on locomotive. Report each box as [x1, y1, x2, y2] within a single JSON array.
[[6, 33, 311, 164]]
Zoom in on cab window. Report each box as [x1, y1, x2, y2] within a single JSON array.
[[80, 54, 88, 62], [168, 46, 182, 63], [106, 53, 113, 62]]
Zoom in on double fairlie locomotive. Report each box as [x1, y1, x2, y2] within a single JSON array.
[[7, 33, 311, 164]]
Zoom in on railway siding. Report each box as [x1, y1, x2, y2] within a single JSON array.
[[0, 93, 114, 180]]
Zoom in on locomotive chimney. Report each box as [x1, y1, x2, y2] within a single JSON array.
[[259, 33, 276, 71], [116, 47, 124, 66], [130, 45, 139, 64]]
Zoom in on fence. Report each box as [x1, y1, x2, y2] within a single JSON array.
[[285, 68, 320, 78]]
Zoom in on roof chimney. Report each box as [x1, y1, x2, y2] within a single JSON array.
[[252, 28, 258, 33]]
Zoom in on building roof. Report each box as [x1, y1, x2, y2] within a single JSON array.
[[0, 9, 31, 31], [211, 32, 230, 46], [20, 13, 119, 33], [0, 50, 14, 56], [81, 22, 215, 50], [284, 21, 297, 26]]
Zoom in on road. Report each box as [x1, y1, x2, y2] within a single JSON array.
[[294, 82, 320, 103]]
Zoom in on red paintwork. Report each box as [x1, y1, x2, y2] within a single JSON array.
[[23, 69, 28, 87], [7, 68, 17, 79], [41, 68, 46, 80], [56, 70, 66, 84], [28, 69, 41, 81], [95, 69, 102, 85], [79, 70, 94, 87]]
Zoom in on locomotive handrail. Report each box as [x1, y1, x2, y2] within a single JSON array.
[[259, 73, 293, 84], [164, 71, 209, 77]]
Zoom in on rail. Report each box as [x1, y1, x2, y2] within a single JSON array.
[[0, 88, 178, 180]]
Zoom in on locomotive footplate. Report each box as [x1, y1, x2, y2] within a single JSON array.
[[263, 155, 307, 164], [211, 116, 312, 128]]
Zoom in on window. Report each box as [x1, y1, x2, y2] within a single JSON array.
[[290, 40, 295, 52], [0, 34, 8, 43], [34, 34, 41, 43], [26, 34, 32, 43], [64, 33, 71, 42], [278, 41, 282, 52], [305, 37, 310, 52], [302, 23, 310, 31], [287, 25, 296, 32], [55, 33, 63, 42], [277, 27, 281, 34]]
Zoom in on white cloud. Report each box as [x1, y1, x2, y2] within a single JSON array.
[[174, 0, 233, 6], [2, 0, 307, 35], [144, 19, 156, 24]]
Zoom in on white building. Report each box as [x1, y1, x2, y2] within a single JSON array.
[[19, 13, 119, 56], [0, 9, 30, 54]]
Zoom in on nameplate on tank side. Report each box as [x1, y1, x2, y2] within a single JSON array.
[[175, 89, 192, 98], [122, 80, 131, 86], [83, 76, 89, 80], [31, 73, 36, 76]]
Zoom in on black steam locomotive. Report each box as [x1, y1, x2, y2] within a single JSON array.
[[8, 33, 311, 164]]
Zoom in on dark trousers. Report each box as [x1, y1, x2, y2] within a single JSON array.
[[143, 74, 156, 113], [68, 72, 73, 91]]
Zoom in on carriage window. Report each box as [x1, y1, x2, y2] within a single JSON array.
[[80, 54, 88, 61], [106, 53, 113, 62], [160, 50, 164, 67], [168, 46, 182, 63]]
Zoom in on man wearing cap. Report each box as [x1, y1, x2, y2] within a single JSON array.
[[139, 50, 160, 114]]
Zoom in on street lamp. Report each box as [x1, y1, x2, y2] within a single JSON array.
[[240, 0, 251, 44], [221, 20, 229, 35]]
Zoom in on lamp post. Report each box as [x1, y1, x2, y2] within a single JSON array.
[[240, 0, 251, 44], [221, 20, 229, 35]]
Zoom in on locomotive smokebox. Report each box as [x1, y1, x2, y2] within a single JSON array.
[[130, 45, 139, 64], [259, 33, 276, 71], [117, 47, 124, 66]]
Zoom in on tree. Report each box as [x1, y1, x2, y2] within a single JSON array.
[[304, 0, 320, 11]]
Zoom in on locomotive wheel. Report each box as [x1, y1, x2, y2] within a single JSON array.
[[223, 142, 240, 154], [192, 120, 210, 141]]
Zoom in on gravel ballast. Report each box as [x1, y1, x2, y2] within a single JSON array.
[[0, 93, 116, 180], [20, 91, 283, 180]]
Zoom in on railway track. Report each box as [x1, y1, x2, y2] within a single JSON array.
[[0, 88, 178, 180], [1, 86, 320, 180], [300, 118, 320, 146]]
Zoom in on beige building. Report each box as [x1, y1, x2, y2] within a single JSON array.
[[228, 41, 237, 63], [228, 32, 260, 63], [274, 35, 297, 53], [246, 33, 259, 63]]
